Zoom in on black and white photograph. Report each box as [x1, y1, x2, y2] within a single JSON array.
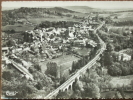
[[1, 1, 133, 99]]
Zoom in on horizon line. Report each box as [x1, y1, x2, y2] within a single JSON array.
[[2, 6, 133, 10], [2, 1, 133, 9]]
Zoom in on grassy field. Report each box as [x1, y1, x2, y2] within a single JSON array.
[[113, 17, 133, 22], [101, 91, 116, 98], [99, 13, 111, 17], [115, 12, 133, 18], [109, 75, 133, 88], [74, 47, 91, 56], [67, 12, 88, 17], [39, 54, 79, 74], [101, 91, 133, 98]]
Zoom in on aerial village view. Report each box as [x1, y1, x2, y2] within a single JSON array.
[[1, 1, 133, 99]]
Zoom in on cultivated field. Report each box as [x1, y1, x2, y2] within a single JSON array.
[[2, 24, 34, 32], [112, 12, 133, 22]]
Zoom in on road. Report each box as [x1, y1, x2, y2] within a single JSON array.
[[9, 59, 34, 80], [44, 21, 106, 99]]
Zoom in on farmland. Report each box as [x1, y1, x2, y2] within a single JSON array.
[[2, 24, 34, 32], [27, 17, 80, 24], [110, 12, 133, 24]]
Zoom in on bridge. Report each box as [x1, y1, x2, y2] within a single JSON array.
[[44, 22, 106, 99]]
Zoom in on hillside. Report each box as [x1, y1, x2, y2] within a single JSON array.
[[62, 6, 104, 13], [3, 6, 133, 27], [2, 7, 76, 12], [2, 7, 77, 21], [2, 7, 83, 26], [2, 7, 19, 11], [47, 7, 76, 13], [2, 7, 76, 17], [63, 6, 133, 13]]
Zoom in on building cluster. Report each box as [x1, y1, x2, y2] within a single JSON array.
[[112, 51, 131, 61], [2, 14, 101, 70]]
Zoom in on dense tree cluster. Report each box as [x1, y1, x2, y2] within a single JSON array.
[[107, 61, 133, 76], [56, 90, 70, 99], [36, 21, 79, 28], [113, 20, 133, 26], [98, 28, 133, 51], [2, 79, 37, 99], [33, 64, 42, 72], [56, 70, 102, 99], [103, 52, 113, 67], [70, 56, 89, 74], [6, 39, 16, 47], [2, 69, 37, 99], [83, 83, 100, 98], [98, 28, 133, 76], [45, 62, 59, 78], [33, 71, 53, 90], [2, 63, 54, 99], [23, 32, 33, 42], [2, 71, 13, 81]]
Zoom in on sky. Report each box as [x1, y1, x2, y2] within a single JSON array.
[[2, 1, 133, 9]]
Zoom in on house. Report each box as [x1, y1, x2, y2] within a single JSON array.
[[118, 49, 131, 61], [118, 53, 131, 61], [23, 31, 34, 42], [68, 27, 75, 32], [2, 55, 11, 69], [2, 47, 9, 54], [74, 24, 79, 28], [73, 39, 86, 47], [2, 32, 8, 41], [112, 51, 131, 61], [86, 40, 97, 47], [53, 28, 61, 35], [69, 31, 75, 38]]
